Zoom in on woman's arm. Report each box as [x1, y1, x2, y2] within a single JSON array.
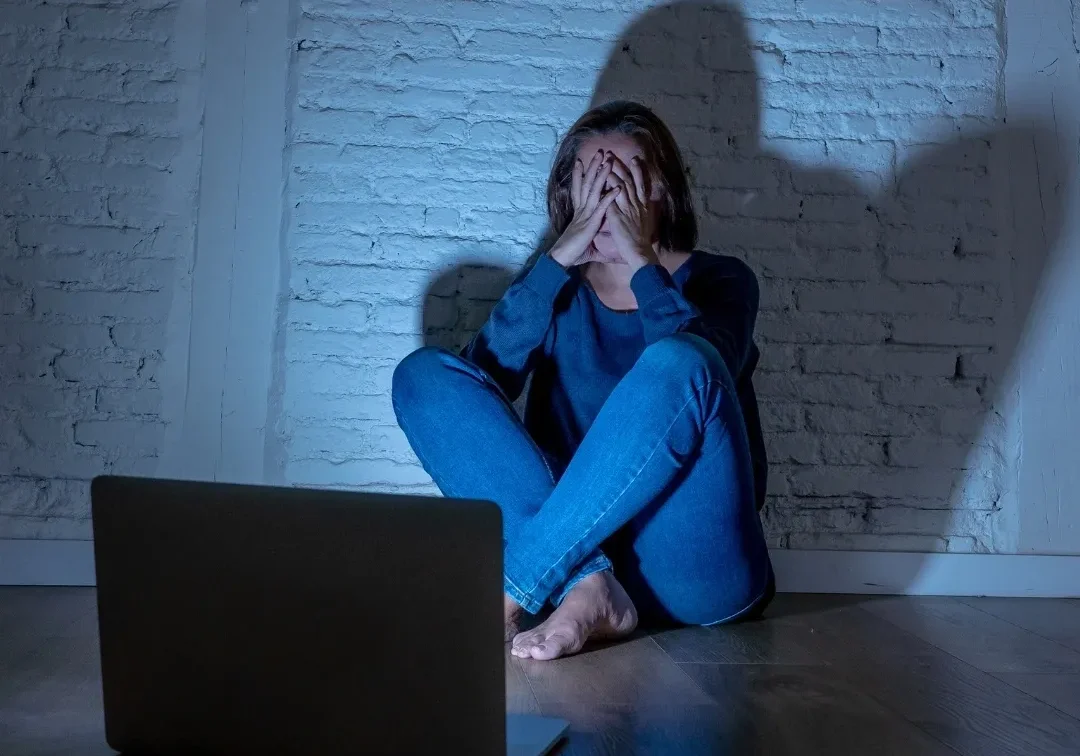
[[460, 253, 571, 401], [629, 256, 759, 382]]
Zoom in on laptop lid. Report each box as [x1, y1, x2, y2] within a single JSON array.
[[91, 476, 506, 755]]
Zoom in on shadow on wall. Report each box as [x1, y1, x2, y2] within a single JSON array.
[[421, 2, 1069, 579]]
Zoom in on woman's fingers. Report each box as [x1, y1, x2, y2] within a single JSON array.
[[584, 156, 614, 213], [628, 155, 649, 206], [571, 159, 584, 209], [579, 150, 605, 209], [586, 185, 621, 230], [604, 171, 639, 221], [606, 158, 642, 211]]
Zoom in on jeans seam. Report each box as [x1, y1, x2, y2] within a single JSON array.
[[702, 566, 772, 626], [518, 375, 723, 605]]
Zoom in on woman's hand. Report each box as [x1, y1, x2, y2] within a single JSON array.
[[603, 155, 660, 272], [549, 150, 623, 268]]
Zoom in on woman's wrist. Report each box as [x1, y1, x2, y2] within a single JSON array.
[[548, 243, 574, 269], [625, 244, 660, 273]]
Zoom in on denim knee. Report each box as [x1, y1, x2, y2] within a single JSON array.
[[636, 333, 730, 387], [391, 346, 457, 410]]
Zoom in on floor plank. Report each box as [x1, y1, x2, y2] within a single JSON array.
[[505, 649, 541, 715], [769, 599, 1080, 756], [863, 596, 1080, 674], [0, 634, 108, 756], [0, 588, 96, 673], [994, 673, 1080, 720], [680, 663, 959, 756], [538, 703, 749, 756], [521, 634, 713, 709], [960, 597, 1080, 653], [651, 612, 825, 664]]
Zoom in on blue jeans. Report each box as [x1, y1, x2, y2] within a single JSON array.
[[391, 333, 774, 625]]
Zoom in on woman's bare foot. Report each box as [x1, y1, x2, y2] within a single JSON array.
[[510, 570, 637, 661], [504, 594, 524, 642]]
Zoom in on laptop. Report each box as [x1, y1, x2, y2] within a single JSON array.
[[90, 476, 568, 755]]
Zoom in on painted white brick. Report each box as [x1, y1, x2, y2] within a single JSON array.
[[292, 202, 426, 235], [386, 57, 552, 91], [887, 437, 985, 468], [789, 466, 956, 499], [292, 108, 377, 143], [287, 359, 397, 398], [819, 435, 888, 465], [17, 222, 152, 253], [33, 290, 170, 323], [957, 286, 1001, 318], [759, 402, 806, 433], [803, 346, 957, 377], [292, 263, 433, 304], [879, 25, 1000, 56], [752, 20, 879, 52], [9, 128, 107, 161], [785, 53, 943, 82], [755, 373, 880, 407], [766, 432, 821, 464], [0, 320, 112, 351], [96, 387, 161, 416], [796, 0, 956, 25], [0, 477, 89, 518], [75, 419, 164, 451], [288, 457, 432, 488], [7, 447, 110, 480], [52, 352, 158, 387], [289, 300, 371, 332], [796, 281, 955, 314], [805, 404, 940, 437], [2, 0, 198, 539], [890, 317, 998, 347], [380, 115, 468, 145], [289, 328, 419, 361], [66, 7, 175, 42], [879, 377, 986, 408], [756, 311, 890, 344], [786, 532, 978, 553], [285, 390, 399, 425]]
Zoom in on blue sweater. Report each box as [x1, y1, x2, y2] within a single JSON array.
[[461, 250, 768, 511]]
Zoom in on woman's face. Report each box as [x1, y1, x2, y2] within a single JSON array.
[[574, 132, 663, 260]]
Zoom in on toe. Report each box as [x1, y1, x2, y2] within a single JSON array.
[[512, 629, 542, 655], [530, 629, 582, 661]]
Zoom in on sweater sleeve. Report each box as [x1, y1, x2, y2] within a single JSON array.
[[460, 253, 571, 402], [629, 257, 759, 382]]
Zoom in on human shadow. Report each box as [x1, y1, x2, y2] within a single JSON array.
[[423, 2, 1069, 589]]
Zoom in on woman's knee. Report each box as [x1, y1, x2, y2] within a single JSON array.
[[654, 574, 772, 627], [637, 333, 729, 385], [391, 346, 460, 409]]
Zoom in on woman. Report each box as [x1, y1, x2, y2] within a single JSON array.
[[392, 100, 773, 661]]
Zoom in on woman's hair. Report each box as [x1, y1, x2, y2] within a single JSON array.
[[545, 100, 697, 253]]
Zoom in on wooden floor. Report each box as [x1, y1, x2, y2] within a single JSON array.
[[2, 589, 1079, 755]]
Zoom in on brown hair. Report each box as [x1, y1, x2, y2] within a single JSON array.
[[545, 100, 697, 253]]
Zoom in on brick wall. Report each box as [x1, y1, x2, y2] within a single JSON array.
[[280, 0, 1011, 552], [0, 0, 202, 539]]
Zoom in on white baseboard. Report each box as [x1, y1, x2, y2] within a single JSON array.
[[769, 549, 1080, 597], [1, 540, 1077, 597], [0, 540, 96, 587]]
